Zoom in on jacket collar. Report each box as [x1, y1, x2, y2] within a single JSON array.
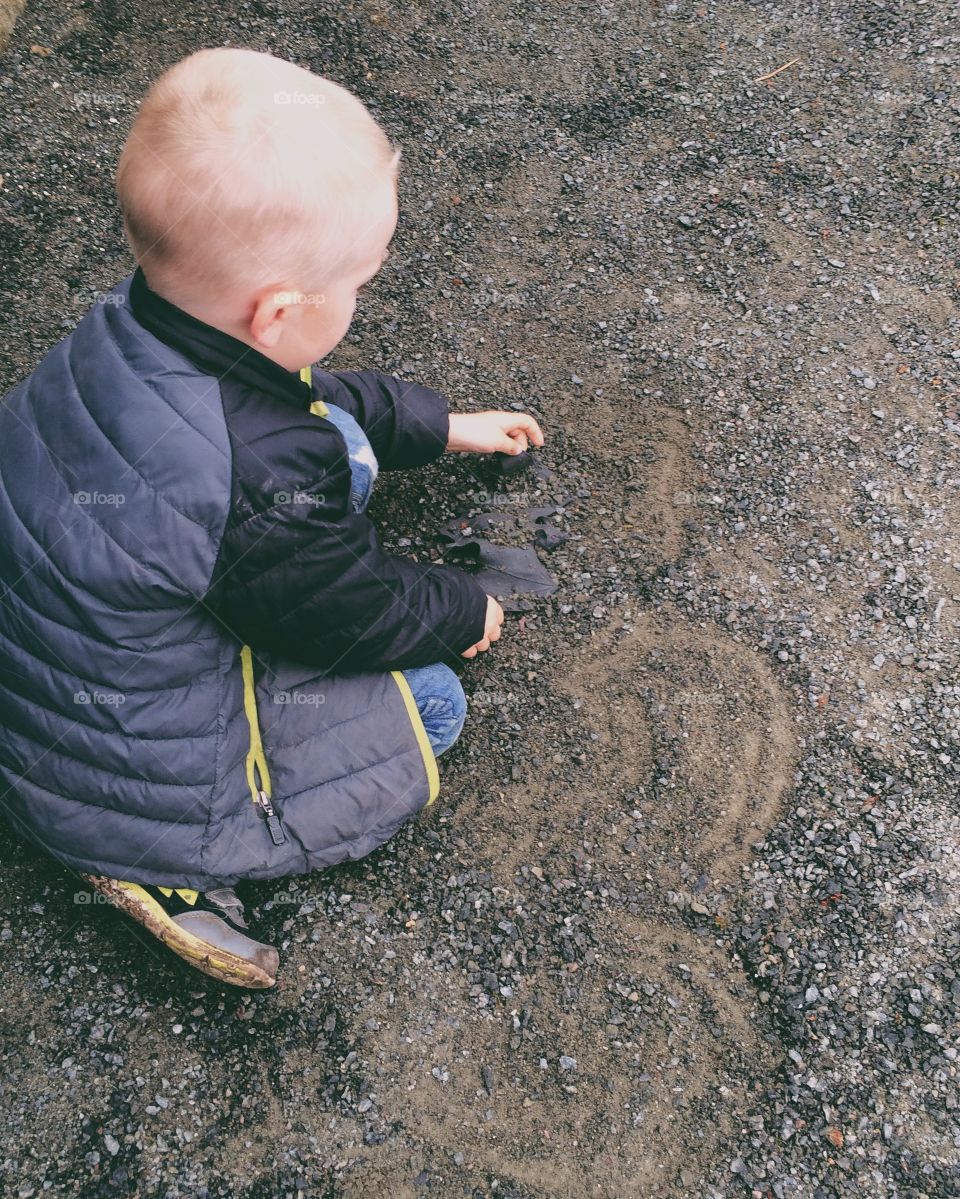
[[128, 267, 312, 408]]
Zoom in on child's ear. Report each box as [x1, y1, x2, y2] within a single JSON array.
[[249, 286, 293, 349]]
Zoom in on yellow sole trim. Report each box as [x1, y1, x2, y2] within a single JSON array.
[[86, 877, 276, 989], [391, 671, 440, 806], [157, 886, 199, 904]]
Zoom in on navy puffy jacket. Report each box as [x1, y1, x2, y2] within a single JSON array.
[[0, 272, 486, 888]]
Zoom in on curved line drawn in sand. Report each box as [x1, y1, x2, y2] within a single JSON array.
[[498, 613, 797, 889], [560, 386, 697, 567]]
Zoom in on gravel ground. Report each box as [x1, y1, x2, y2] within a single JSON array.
[[1, 1, 959, 1196]]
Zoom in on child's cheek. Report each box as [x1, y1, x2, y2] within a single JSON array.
[[310, 291, 356, 358]]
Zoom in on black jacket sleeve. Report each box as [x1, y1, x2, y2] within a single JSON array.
[[207, 385, 488, 673], [310, 367, 450, 471]]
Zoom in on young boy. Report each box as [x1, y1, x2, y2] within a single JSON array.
[[0, 48, 543, 988]]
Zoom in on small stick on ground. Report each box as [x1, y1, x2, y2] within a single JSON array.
[[754, 57, 800, 83]]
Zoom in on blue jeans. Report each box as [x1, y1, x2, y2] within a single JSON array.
[[323, 403, 467, 757]]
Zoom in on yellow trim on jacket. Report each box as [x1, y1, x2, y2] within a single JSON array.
[[390, 671, 441, 805]]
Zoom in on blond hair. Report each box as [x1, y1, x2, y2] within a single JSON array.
[[117, 48, 400, 302]]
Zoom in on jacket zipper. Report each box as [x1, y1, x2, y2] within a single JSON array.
[[242, 367, 312, 847], [240, 645, 287, 847]]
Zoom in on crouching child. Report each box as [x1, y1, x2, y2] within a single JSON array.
[[0, 48, 544, 987]]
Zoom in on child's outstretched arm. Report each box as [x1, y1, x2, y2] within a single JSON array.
[[313, 368, 452, 471], [210, 497, 492, 672], [310, 369, 544, 470]]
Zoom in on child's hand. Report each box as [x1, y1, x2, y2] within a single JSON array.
[[461, 595, 505, 658], [447, 411, 544, 456]]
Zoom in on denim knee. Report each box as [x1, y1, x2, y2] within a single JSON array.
[[401, 663, 467, 757]]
